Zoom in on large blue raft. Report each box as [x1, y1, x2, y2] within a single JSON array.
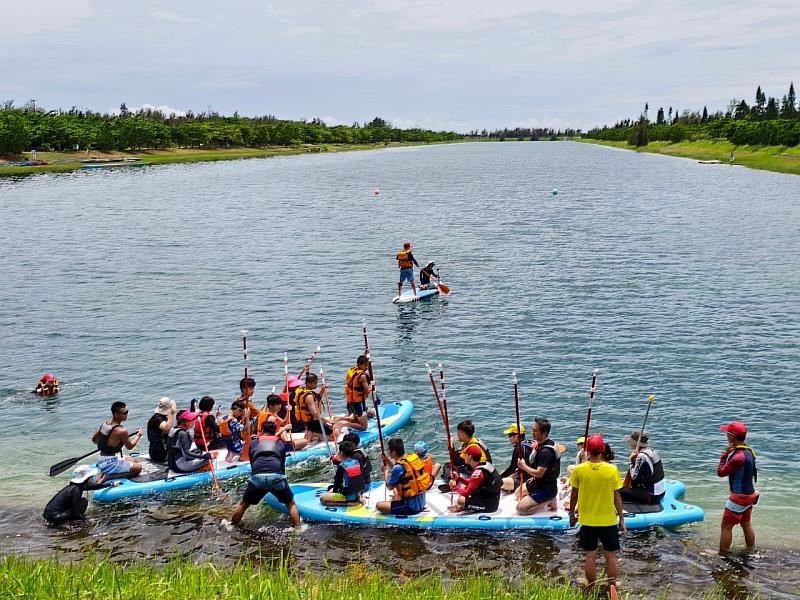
[[85, 400, 413, 502], [263, 479, 703, 531]]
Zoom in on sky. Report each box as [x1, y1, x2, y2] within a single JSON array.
[[1, 0, 798, 132]]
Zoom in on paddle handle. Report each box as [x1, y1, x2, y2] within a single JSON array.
[[624, 395, 655, 487], [582, 369, 599, 442], [362, 323, 385, 457]]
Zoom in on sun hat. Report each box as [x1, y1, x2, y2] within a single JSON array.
[[155, 397, 176, 415], [70, 465, 98, 484], [720, 421, 747, 436], [585, 434, 605, 455], [503, 423, 525, 435]]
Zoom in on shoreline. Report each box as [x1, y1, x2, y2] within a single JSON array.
[[0, 141, 452, 178], [575, 138, 800, 175]]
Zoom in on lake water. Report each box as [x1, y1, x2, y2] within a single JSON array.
[[1, 142, 799, 598]]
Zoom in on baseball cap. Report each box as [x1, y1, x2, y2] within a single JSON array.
[[176, 409, 199, 422], [720, 421, 747, 436], [41, 373, 56, 382], [503, 424, 525, 435], [70, 465, 98, 484], [413, 441, 429, 457], [585, 434, 605, 454], [576, 436, 586, 445], [463, 445, 483, 460], [402, 240, 412, 249]]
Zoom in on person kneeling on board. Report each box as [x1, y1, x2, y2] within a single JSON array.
[[35, 372, 60, 396], [500, 423, 535, 491], [231, 419, 300, 527], [293, 373, 334, 442], [620, 430, 665, 505], [320, 440, 366, 506], [43, 466, 118, 525], [333, 356, 372, 435], [448, 445, 503, 513], [440, 420, 492, 490], [219, 401, 251, 463], [91, 401, 143, 483], [167, 409, 215, 474], [419, 262, 439, 290], [515, 418, 561, 514], [377, 438, 431, 515]]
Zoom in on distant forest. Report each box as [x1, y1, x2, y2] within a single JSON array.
[[466, 127, 580, 141], [0, 101, 462, 154], [587, 83, 800, 147]]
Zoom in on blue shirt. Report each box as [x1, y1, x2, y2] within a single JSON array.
[[388, 462, 426, 511]]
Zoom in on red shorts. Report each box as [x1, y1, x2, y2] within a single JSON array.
[[722, 506, 753, 525]]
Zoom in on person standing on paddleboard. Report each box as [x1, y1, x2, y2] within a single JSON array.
[[396, 241, 420, 298], [718, 420, 758, 553]]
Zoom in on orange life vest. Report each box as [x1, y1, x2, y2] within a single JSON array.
[[344, 366, 369, 404], [396, 250, 413, 269], [395, 452, 432, 499], [293, 387, 321, 423]]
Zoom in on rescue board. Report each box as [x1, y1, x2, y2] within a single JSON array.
[[86, 400, 414, 502], [392, 286, 441, 304], [263, 479, 703, 531]]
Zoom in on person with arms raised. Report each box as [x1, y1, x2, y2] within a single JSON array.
[[146, 397, 176, 464]]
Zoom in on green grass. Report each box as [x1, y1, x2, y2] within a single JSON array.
[[576, 138, 800, 175], [0, 554, 750, 600]]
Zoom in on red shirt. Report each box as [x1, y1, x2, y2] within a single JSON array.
[[453, 467, 486, 498]]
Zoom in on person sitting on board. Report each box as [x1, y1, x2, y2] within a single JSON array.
[[236, 376, 261, 424], [344, 432, 372, 491], [219, 401, 251, 463], [414, 440, 441, 485], [376, 437, 432, 515], [43, 466, 118, 525], [500, 423, 536, 491], [396, 240, 420, 298], [146, 397, 177, 464], [516, 418, 561, 514], [278, 375, 304, 431], [167, 409, 215, 474], [333, 355, 372, 435], [293, 372, 334, 442], [448, 445, 503, 513], [260, 394, 291, 435], [419, 261, 439, 290], [441, 420, 492, 487], [568, 434, 626, 592], [717, 420, 758, 553], [91, 401, 143, 483], [620, 430, 665, 505], [35, 372, 60, 396], [320, 440, 366, 506], [191, 396, 224, 452], [231, 419, 300, 527]]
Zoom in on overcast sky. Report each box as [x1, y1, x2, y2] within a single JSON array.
[[1, 0, 798, 132]]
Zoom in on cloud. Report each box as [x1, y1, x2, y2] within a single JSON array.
[[148, 9, 199, 24], [0, 0, 93, 37], [110, 104, 187, 117]]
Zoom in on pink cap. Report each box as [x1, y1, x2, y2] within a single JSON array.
[[287, 376, 303, 388], [41, 373, 56, 382], [176, 409, 199, 422], [720, 421, 747, 436]]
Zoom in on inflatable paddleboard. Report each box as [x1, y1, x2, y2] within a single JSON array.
[[263, 479, 702, 531], [392, 286, 441, 304], [86, 400, 413, 502]]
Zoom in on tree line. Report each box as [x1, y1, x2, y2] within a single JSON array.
[[586, 83, 800, 147], [465, 127, 580, 141], [0, 101, 462, 155]]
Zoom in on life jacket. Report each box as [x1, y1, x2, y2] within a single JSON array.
[[472, 462, 503, 500], [353, 448, 372, 487], [146, 414, 168, 444], [193, 411, 214, 446], [218, 414, 238, 438], [459, 438, 492, 464], [395, 452, 433, 498], [293, 387, 321, 423], [344, 366, 369, 404], [396, 250, 413, 269], [257, 410, 289, 434], [166, 426, 190, 471], [530, 439, 562, 486], [249, 435, 284, 466], [97, 422, 123, 455], [727, 445, 757, 494], [632, 447, 665, 493], [338, 458, 366, 498]]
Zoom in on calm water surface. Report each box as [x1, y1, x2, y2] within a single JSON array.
[[1, 142, 799, 598]]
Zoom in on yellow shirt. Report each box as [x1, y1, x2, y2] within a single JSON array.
[[567, 460, 622, 527]]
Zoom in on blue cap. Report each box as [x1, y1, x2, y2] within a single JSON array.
[[414, 441, 429, 457]]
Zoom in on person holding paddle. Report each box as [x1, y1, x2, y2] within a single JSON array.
[[620, 430, 665, 505], [91, 402, 143, 483], [419, 262, 438, 289]]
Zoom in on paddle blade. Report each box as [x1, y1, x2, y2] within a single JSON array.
[[49, 457, 82, 477], [436, 282, 451, 294]]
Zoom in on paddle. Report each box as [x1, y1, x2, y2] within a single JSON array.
[[427, 363, 455, 480], [623, 394, 655, 488], [512, 371, 527, 499], [319, 368, 333, 419], [197, 415, 228, 500], [362, 322, 386, 460], [49, 449, 100, 477], [438, 363, 456, 500], [434, 269, 450, 294], [582, 369, 600, 444], [240, 329, 252, 462], [296, 346, 321, 379]]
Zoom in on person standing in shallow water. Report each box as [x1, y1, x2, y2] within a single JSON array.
[[718, 420, 758, 553]]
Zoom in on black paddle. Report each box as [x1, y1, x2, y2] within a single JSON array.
[[49, 449, 99, 477]]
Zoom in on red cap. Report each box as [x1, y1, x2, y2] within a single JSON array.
[[41, 373, 55, 382], [463, 445, 483, 460], [585, 434, 605, 454], [720, 421, 747, 436], [402, 240, 412, 249], [176, 409, 199, 422]]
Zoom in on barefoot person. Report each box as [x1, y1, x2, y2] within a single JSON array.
[[293, 373, 333, 441], [516, 418, 561, 515], [718, 420, 758, 553], [449, 445, 502, 513], [396, 240, 420, 298], [568, 434, 626, 591], [500, 423, 535, 491], [376, 438, 431, 516], [334, 355, 372, 434], [91, 402, 143, 482], [320, 440, 366, 506]]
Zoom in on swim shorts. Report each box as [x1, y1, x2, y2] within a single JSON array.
[[97, 455, 134, 475], [399, 268, 413, 283]]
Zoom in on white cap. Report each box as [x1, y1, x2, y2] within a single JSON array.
[[70, 465, 99, 484]]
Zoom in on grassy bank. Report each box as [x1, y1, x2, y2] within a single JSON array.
[[577, 138, 800, 175], [0, 555, 748, 600], [0, 141, 443, 178]]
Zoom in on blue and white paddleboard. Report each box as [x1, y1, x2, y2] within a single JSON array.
[[86, 400, 414, 502], [392, 286, 441, 304], [263, 479, 702, 531]]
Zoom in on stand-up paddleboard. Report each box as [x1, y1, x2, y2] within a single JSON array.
[[263, 479, 702, 531], [392, 283, 448, 304], [86, 400, 413, 502]]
